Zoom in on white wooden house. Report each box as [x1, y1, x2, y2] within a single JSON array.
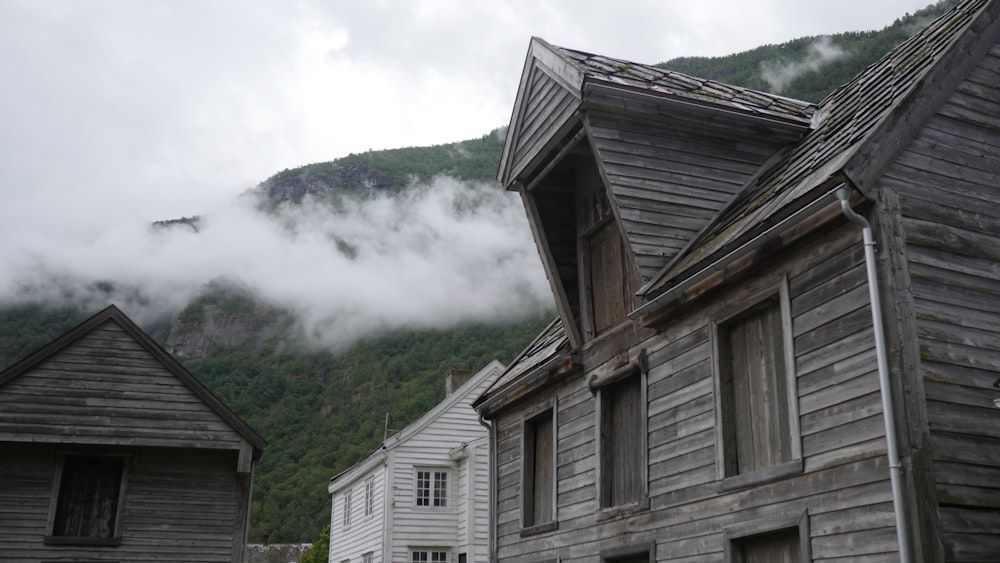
[[327, 361, 504, 563]]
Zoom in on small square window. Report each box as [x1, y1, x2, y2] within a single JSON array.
[[411, 550, 448, 563], [734, 528, 800, 562], [415, 469, 448, 508], [724, 509, 810, 563], [46, 453, 128, 545], [363, 552, 374, 563]]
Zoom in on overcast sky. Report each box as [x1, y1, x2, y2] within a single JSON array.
[[0, 0, 940, 348]]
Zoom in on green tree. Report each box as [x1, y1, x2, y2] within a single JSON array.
[[299, 524, 329, 563]]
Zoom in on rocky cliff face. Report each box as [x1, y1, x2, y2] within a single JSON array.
[[164, 286, 290, 359], [260, 162, 393, 205]]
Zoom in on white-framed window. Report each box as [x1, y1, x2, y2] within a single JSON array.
[[364, 477, 375, 516], [45, 452, 130, 546], [713, 276, 802, 488], [411, 549, 449, 563], [362, 552, 373, 563], [414, 468, 449, 508], [343, 489, 352, 528]]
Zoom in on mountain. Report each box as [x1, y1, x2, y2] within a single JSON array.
[[0, 1, 958, 544]]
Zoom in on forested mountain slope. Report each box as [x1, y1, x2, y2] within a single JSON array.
[[0, 0, 955, 544]]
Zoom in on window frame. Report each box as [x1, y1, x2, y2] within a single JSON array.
[[364, 477, 375, 517], [44, 451, 130, 546], [723, 509, 811, 563], [413, 467, 450, 509], [712, 276, 802, 491], [343, 489, 353, 528], [593, 352, 649, 517], [410, 548, 450, 563], [600, 541, 655, 563], [362, 552, 374, 563], [520, 398, 558, 535]]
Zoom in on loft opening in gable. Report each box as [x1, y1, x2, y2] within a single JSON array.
[[524, 135, 636, 348]]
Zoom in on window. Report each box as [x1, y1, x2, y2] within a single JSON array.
[[597, 366, 646, 510], [411, 550, 448, 563], [46, 453, 128, 545], [415, 469, 448, 508], [522, 406, 555, 530], [343, 490, 352, 528], [601, 542, 654, 563], [364, 478, 375, 516], [724, 512, 809, 563], [734, 529, 800, 563], [363, 552, 374, 563], [714, 279, 801, 485], [576, 159, 632, 341]]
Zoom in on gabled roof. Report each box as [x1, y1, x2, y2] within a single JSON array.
[[0, 304, 266, 454], [498, 37, 816, 188], [640, 0, 997, 299], [330, 359, 505, 491], [556, 44, 816, 126]]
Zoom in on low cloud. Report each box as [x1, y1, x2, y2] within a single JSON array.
[[760, 36, 846, 94], [0, 178, 553, 351]]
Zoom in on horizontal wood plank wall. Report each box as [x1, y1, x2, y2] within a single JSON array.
[[492, 223, 902, 562], [881, 43, 1000, 562], [0, 443, 245, 562], [509, 65, 579, 182], [0, 321, 244, 450], [585, 110, 786, 283]]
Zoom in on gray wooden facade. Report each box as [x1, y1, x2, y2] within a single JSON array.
[[0, 304, 266, 562], [475, 1, 1000, 561]]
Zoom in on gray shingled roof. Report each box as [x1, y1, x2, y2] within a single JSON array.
[[643, 0, 992, 295], [555, 45, 817, 127], [475, 317, 568, 406]]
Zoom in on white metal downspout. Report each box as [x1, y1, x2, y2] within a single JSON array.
[[478, 414, 497, 563], [835, 187, 913, 563]]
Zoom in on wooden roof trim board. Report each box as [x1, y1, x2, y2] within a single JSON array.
[[639, 0, 997, 301], [473, 317, 576, 415], [0, 304, 267, 454]]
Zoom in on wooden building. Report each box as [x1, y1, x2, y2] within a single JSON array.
[[328, 361, 505, 563], [0, 305, 266, 562], [474, 0, 1000, 561]]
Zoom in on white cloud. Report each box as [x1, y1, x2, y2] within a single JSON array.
[[0, 176, 552, 350], [761, 36, 848, 93], [0, 0, 939, 346]]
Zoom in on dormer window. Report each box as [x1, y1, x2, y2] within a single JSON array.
[[576, 159, 632, 341], [520, 144, 635, 349]]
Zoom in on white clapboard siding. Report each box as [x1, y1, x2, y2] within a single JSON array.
[[329, 360, 503, 563]]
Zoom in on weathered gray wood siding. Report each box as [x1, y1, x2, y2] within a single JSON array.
[[0, 443, 245, 562], [0, 320, 245, 449], [506, 65, 580, 183], [880, 41, 1000, 562], [585, 111, 787, 284], [492, 223, 901, 562]]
